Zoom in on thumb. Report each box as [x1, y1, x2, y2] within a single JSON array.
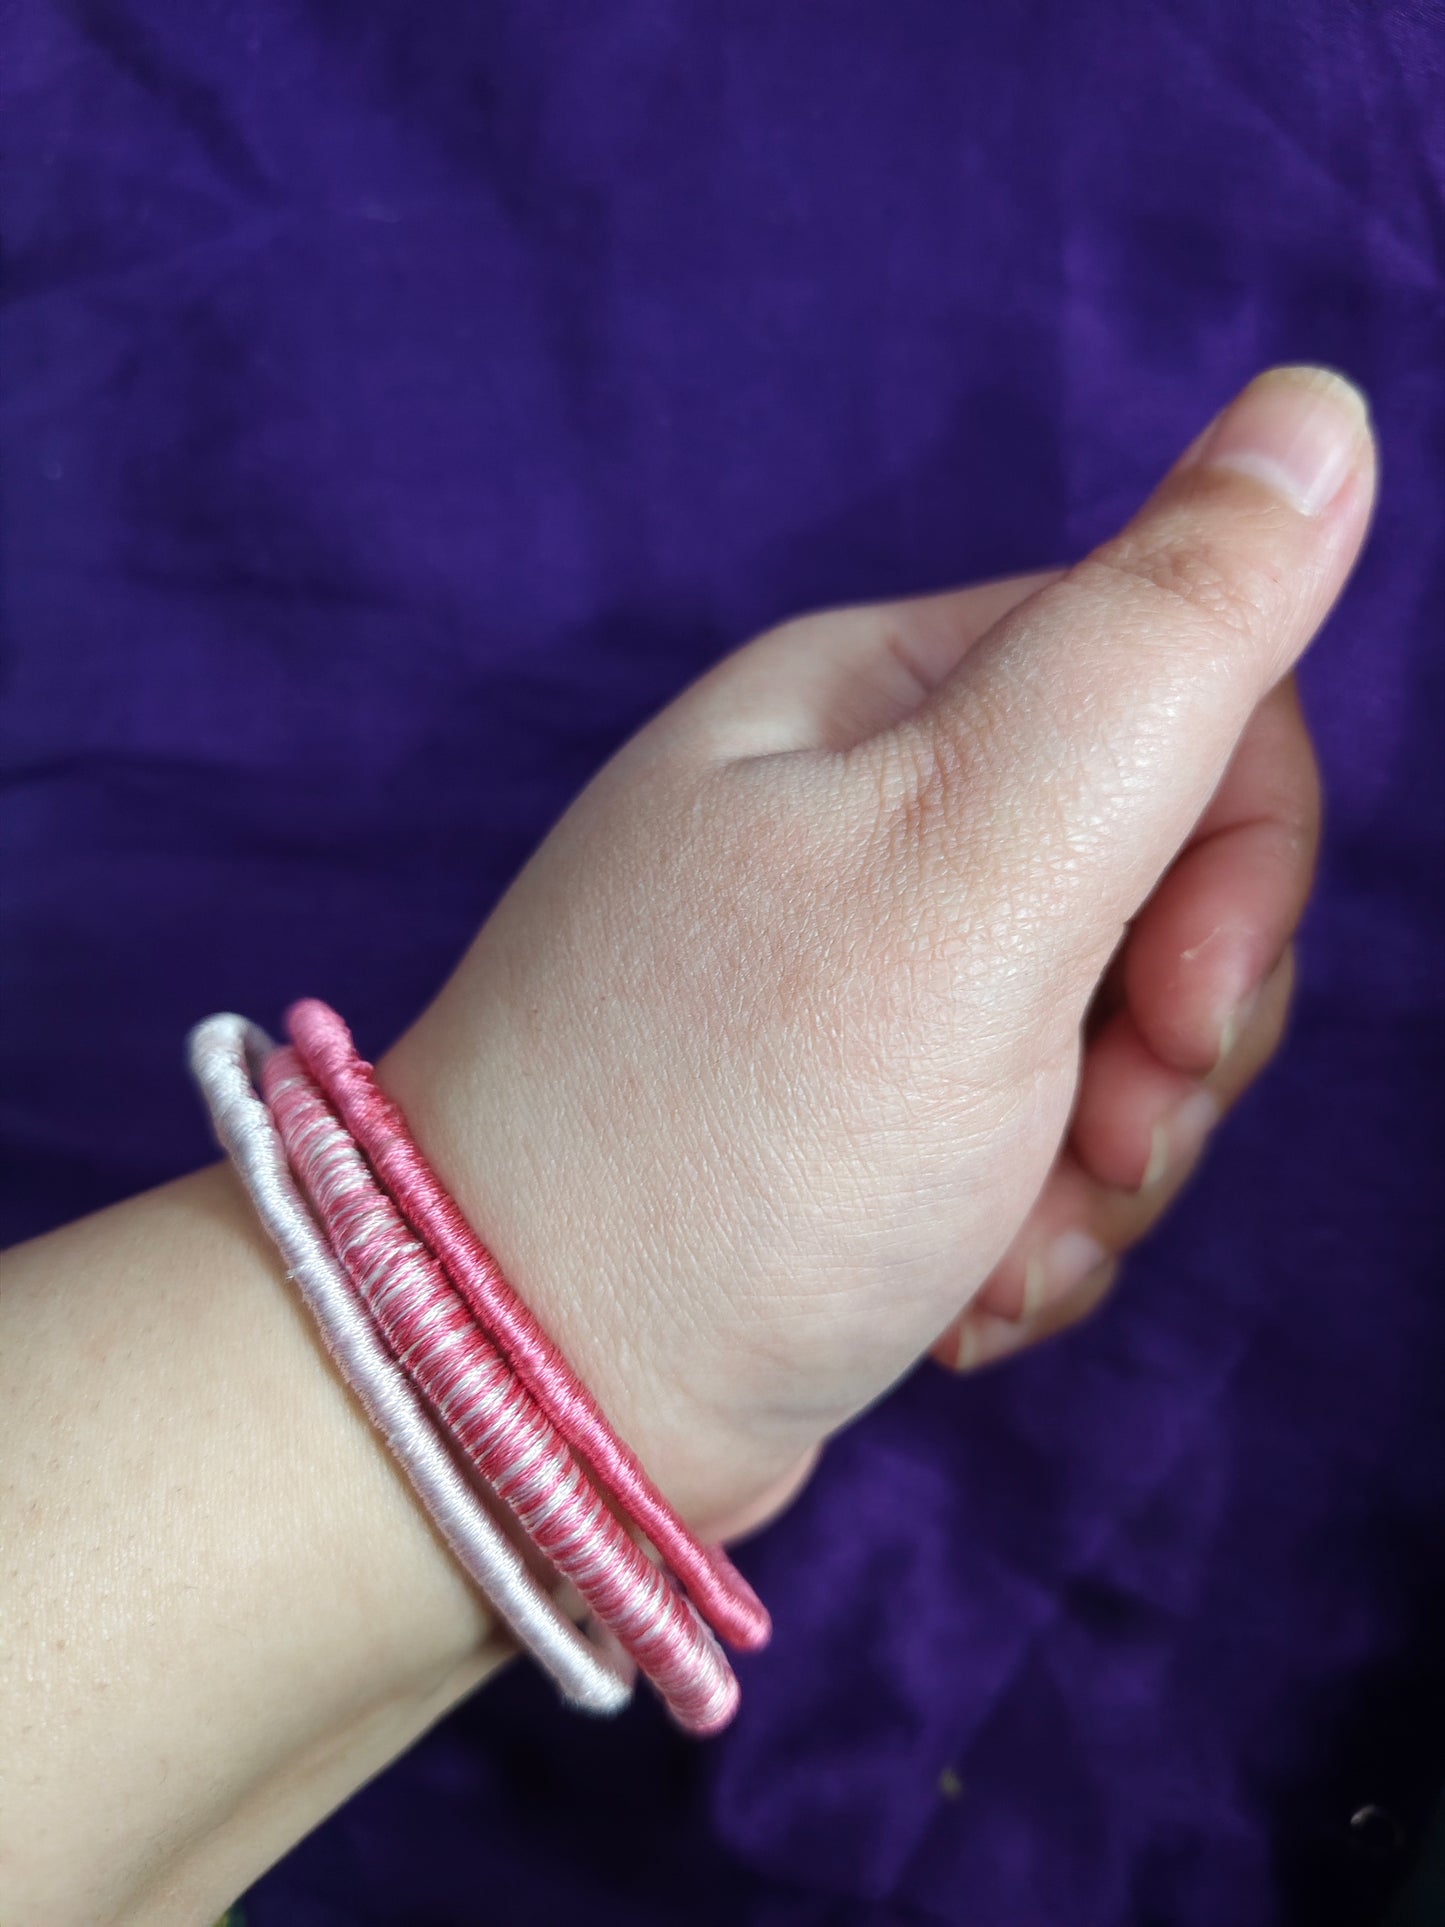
[[884, 365, 1375, 976]]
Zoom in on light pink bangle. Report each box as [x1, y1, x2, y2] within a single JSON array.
[[187, 1014, 634, 1717]]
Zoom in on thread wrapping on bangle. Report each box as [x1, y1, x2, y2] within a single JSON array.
[[262, 1042, 741, 1734], [186, 1013, 635, 1717], [286, 997, 770, 1654]]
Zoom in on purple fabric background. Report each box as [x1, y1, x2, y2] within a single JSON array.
[[3, 4, 1443, 1923]]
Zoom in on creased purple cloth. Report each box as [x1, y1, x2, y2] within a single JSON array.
[[3, 5, 1443, 1923]]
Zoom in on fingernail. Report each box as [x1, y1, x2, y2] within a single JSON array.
[[1194, 366, 1369, 516], [958, 1252, 1120, 1372], [1213, 985, 1259, 1073], [1141, 1088, 1220, 1190], [1024, 1229, 1110, 1318]]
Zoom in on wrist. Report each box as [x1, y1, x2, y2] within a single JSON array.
[[376, 994, 816, 1543]]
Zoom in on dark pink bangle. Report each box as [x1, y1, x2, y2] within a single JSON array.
[[286, 998, 770, 1653]]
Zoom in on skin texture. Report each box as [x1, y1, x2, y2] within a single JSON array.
[[0, 368, 1375, 1925]]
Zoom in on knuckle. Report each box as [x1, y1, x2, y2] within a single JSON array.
[[1265, 759, 1323, 861], [875, 720, 967, 852], [850, 726, 990, 967], [1077, 528, 1288, 658], [1281, 701, 1324, 837], [855, 700, 999, 867], [842, 715, 1096, 1056]]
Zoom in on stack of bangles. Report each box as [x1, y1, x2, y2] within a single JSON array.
[[187, 1000, 770, 1733]]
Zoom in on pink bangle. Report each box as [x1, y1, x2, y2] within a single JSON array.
[[191, 999, 768, 1734], [262, 1042, 739, 1732], [286, 998, 771, 1654]]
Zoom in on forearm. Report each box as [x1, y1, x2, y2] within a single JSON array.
[[0, 1156, 513, 1927], [0, 970, 795, 1927]]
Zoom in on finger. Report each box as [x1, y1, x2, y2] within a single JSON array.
[[674, 569, 1063, 758], [1078, 672, 1314, 1066], [947, 1255, 1122, 1374], [884, 367, 1373, 995], [932, 947, 1293, 1369], [1070, 943, 1295, 1191], [1121, 674, 1319, 1074]]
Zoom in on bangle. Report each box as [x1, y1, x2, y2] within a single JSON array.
[[287, 998, 770, 1652], [188, 1002, 769, 1733], [263, 1040, 737, 1730], [189, 1014, 634, 1716]]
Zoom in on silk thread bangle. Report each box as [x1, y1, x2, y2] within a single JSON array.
[[186, 1014, 634, 1718], [261, 1044, 740, 1734], [285, 997, 770, 1654]]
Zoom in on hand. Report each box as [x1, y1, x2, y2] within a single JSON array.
[[381, 367, 1373, 1543], [0, 367, 1376, 1926]]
